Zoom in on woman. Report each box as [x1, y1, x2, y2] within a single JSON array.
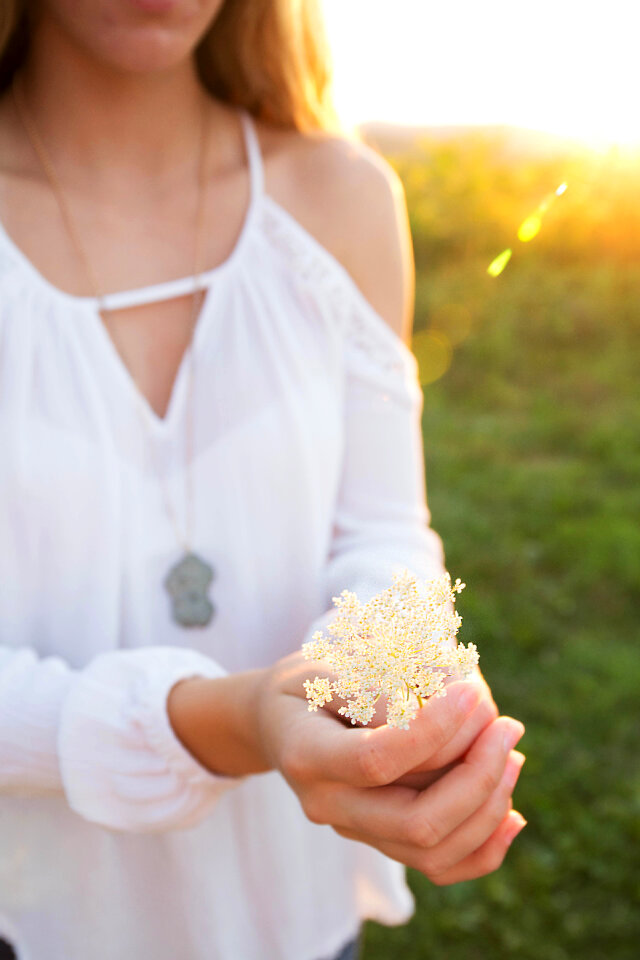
[[0, 2, 526, 959]]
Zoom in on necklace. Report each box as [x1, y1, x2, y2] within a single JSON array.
[[12, 76, 216, 628]]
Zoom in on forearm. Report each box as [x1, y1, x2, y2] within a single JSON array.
[[167, 668, 270, 778]]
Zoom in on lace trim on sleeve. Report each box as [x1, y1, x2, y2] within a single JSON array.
[[260, 197, 415, 380]]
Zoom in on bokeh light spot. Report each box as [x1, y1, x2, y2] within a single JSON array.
[[518, 215, 542, 242], [556, 182, 568, 196], [429, 303, 473, 346], [487, 248, 512, 277], [411, 329, 453, 385]]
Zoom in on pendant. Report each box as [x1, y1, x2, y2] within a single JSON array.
[[164, 552, 215, 628]]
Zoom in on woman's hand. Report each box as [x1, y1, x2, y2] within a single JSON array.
[[168, 650, 526, 885], [254, 650, 526, 885], [391, 669, 501, 789]]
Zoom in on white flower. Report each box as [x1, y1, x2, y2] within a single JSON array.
[[303, 677, 334, 711], [302, 569, 479, 729]]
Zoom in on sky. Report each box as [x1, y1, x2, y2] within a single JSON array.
[[321, 0, 638, 148]]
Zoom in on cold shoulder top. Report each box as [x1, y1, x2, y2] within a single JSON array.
[[0, 108, 446, 960]]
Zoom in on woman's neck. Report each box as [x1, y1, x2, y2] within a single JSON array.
[[18, 15, 216, 189]]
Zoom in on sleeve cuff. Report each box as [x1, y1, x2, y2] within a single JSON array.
[[134, 650, 232, 789], [59, 646, 241, 833]]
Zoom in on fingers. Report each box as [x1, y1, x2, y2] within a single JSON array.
[[416, 676, 498, 773], [421, 751, 525, 876], [341, 749, 525, 874], [423, 809, 527, 885], [279, 680, 484, 788], [332, 752, 526, 885], [396, 716, 524, 848], [301, 716, 524, 847], [394, 763, 454, 790], [396, 685, 498, 787], [337, 808, 527, 886]]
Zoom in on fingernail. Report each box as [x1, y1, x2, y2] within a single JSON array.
[[503, 751, 526, 790], [506, 815, 527, 846], [503, 720, 525, 752]]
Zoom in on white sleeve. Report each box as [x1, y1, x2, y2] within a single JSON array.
[[0, 643, 239, 833], [306, 294, 446, 639]]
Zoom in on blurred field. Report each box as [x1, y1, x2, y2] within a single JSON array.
[[361, 132, 640, 960]]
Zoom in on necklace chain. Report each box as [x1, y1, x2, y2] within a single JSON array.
[[12, 75, 211, 553]]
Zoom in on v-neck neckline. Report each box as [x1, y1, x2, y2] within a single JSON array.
[[87, 275, 222, 437]]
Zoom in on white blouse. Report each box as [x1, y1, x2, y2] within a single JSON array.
[[0, 109, 447, 960]]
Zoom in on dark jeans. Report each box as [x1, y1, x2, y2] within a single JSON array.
[[330, 936, 360, 960]]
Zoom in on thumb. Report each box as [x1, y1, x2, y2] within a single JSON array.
[[301, 679, 483, 788]]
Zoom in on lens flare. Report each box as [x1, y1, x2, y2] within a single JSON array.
[[429, 302, 473, 345], [411, 329, 453, 384], [487, 248, 512, 277], [517, 215, 542, 242], [489, 181, 568, 273]]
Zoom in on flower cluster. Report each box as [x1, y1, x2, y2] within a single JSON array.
[[302, 569, 479, 730]]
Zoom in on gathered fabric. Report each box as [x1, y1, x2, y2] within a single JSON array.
[[0, 109, 445, 960]]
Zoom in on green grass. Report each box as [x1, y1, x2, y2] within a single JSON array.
[[362, 257, 640, 960]]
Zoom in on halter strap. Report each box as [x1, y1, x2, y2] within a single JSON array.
[[239, 109, 265, 199]]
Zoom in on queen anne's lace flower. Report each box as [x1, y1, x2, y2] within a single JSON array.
[[302, 569, 479, 730]]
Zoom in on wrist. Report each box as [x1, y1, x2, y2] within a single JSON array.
[[167, 668, 270, 777]]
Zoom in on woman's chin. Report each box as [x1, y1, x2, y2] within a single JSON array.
[[33, 0, 223, 77], [96, 29, 201, 75]]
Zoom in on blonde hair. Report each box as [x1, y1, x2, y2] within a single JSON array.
[[0, 0, 348, 134]]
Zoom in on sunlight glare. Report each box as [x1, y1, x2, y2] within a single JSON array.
[[517, 216, 542, 243], [322, 0, 638, 149], [487, 249, 512, 277], [411, 330, 453, 384], [429, 303, 473, 346]]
